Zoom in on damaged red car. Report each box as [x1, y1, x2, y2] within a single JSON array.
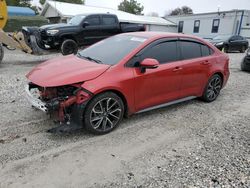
[[26, 32, 230, 134]]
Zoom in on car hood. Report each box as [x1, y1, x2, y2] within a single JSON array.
[[26, 55, 111, 87], [40, 23, 76, 30], [210, 39, 224, 44]]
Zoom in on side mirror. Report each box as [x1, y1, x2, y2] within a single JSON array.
[[83, 21, 89, 27], [139, 58, 159, 73]]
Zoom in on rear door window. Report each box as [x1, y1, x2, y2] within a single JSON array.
[[102, 15, 117, 25], [180, 41, 202, 60], [201, 44, 212, 57]]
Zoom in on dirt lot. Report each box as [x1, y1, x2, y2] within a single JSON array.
[[0, 50, 249, 188]]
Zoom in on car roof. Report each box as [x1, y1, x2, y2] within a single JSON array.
[[75, 13, 116, 17], [121, 31, 206, 42]]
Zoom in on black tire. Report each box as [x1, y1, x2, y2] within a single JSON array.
[[240, 46, 246, 53], [201, 74, 222, 102], [224, 45, 229, 53], [83, 92, 124, 134], [0, 43, 4, 64], [61, 39, 78, 55], [241, 59, 247, 71]]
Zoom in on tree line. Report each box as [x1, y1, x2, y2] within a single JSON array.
[[6, 0, 192, 17]]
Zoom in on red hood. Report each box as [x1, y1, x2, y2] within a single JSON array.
[[26, 55, 110, 87]]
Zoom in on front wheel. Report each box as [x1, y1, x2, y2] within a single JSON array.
[[61, 39, 78, 55], [201, 74, 222, 102], [83, 92, 124, 134], [0, 43, 4, 64]]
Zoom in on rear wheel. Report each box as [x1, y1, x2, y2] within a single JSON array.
[[61, 39, 78, 55], [0, 43, 4, 64], [201, 74, 222, 102], [241, 59, 248, 71], [224, 45, 229, 53], [240, 46, 246, 53], [84, 92, 124, 134]]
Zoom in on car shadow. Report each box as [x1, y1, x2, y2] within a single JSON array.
[[47, 98, 201, 140]]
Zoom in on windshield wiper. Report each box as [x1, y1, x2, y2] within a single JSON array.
[[77, 53, 103, 64]]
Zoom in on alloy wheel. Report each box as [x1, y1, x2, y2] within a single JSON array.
[[90, 97, 122, 132], [206, 76, 222, 101]]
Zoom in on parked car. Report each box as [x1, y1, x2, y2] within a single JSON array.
[[241, 48, 250, 71], [25, 32, 230, 134], [210, 35, 249, 53], [22, 13, 145, 55]]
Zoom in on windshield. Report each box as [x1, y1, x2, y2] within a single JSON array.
[[78, 35, 148, 65], [213, 35, 230, 41], [68, 15, 86, 25]]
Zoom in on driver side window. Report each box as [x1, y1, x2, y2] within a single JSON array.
[[85, 16, 100, 26], [140, 41, 179, 64]]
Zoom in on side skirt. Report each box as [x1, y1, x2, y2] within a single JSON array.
[[136, 96, 197, 114]]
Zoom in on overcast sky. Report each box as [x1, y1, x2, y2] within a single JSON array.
[[84, 0, 250, 16]]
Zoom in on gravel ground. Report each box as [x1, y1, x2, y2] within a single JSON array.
[[0, 50, 249, 188]]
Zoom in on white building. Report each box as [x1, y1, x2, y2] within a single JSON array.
[[166, 10, 250, 39], [40, 1, 177, 32]]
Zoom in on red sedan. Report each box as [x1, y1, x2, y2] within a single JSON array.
[[26, 32, 230, 134]]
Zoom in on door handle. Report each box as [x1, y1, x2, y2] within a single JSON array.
[[173, 67, 183, 72], [202, 61, 210, 65]]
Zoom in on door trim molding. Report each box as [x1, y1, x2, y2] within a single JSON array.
[[136, 96, 196, 114]]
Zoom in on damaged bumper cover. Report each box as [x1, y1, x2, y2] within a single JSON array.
[[25, 83, 92, 133], [25, 84, 48, 112]]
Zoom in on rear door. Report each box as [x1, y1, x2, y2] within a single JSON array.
[[131, 38, 183, 111], [79, 15, 102, 45], [100, 15, 120, 39], [178, 39, 213, 98]]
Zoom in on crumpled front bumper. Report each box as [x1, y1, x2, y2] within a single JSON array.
[[25, 84, 48, 112]]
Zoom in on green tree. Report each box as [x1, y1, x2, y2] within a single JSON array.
[[118, 0, 144, 15], [40, 0, 85, 5], [169, 6, 193, 16], [20, 0, 31, 7], [6, 0, 32, 7]]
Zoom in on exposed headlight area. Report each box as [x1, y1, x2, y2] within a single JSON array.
[[46, 29, 59, 35], [215, 42, 224, 46], [25, 83, 92, 122]]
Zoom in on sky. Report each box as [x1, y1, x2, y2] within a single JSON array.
[[33, 0, 250, 16]]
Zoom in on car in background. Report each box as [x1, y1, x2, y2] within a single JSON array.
[[23, 13, 145, 55], [25, 32, 230, 134], [241, 48, 250, 71], [210, 35, 249, 53]]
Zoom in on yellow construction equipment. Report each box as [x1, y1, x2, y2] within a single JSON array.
[[0, 0, 33, 64]]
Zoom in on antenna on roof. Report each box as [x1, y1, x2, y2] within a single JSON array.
[[217, 5, 221, 13]]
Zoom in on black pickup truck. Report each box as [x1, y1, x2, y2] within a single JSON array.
[[23, 13, 145, 55]]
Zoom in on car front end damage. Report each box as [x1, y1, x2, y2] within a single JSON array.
[[25, 82, 93, 133]]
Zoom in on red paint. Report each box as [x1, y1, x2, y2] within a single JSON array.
[[27, 32, 230, 117], [26, 55, 110, 87], [58, 96, 77, 121]]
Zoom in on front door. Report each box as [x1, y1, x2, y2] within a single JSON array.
[[79, 15, 102, 45], [132, 39, 183, 111]]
